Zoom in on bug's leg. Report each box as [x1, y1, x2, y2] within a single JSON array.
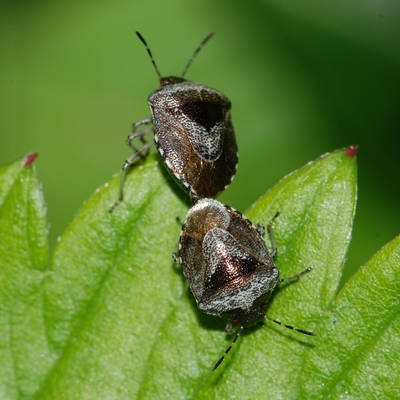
[[109, 118, 155, 213], [175, 216, 185, 226], [126, 117, 153, 159], [255, 222, 265, 236], [261, 211, 280, 259], [172, 216, 185, 264], [256, 212, 279, 256], [172, 247, 181, 264], [268, 267, 314, 336], [171, 241, 183, 274], [279, 266, 312, 283], [109, 139, 154, 213], [189, 193, 199, 205], [129, 117, 153, 140]]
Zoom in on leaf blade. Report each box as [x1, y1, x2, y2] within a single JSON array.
[[302, 235, 400, 399], [40, 158, 189, 399], [0, 154, 49, 399]]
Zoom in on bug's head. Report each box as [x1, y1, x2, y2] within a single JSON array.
[[223, 302, 269, 335], [159, 76, 186, 86]]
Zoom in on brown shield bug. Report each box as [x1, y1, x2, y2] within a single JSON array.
[[174, 198, 314, 370], [110, 32, 238, 211]]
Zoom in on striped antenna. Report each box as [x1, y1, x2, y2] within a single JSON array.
[[211, 268, 314, 371], [136, 31, 162, 80], [212, 327, 243, 372], [266, 316, 315, 336], [211, 317, 315, 372], [181, 32, 214, 78]]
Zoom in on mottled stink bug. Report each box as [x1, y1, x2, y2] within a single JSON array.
[[111, 32, 238, 211], [175, 198, 314, 370]]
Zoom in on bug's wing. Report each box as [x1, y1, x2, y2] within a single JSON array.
[[198, 227, 274, 314], [203, 228, 261, 291], [178, 102, 225, 162]]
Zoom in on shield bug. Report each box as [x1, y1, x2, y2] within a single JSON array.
[[175, 198, 314, 370], [110, 32, 238, 212]]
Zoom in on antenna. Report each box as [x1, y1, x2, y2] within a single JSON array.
[[211, 318, 315, 371], [182, 32, 214, 78], [136, 31, 214, 80], [212, 327, 243, 371], [136, 31, 162, 80]]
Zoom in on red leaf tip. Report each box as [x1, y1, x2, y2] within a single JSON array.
[[346, 145, 358, 158], [24, 153, 39, 167]]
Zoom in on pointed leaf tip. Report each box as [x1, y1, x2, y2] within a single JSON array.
[[24, 152, 39, 167], [346, 145, 358, 158]]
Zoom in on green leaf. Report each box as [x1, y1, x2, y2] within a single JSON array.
[[0, 154, 49, 399], [302, 235, 400, 399], [39, 158, 188, 398], [4, 147, 399, 399], [37, 146, 351, 399]]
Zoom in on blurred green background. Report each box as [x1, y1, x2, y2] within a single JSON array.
[[1, 0, 399, 287]]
